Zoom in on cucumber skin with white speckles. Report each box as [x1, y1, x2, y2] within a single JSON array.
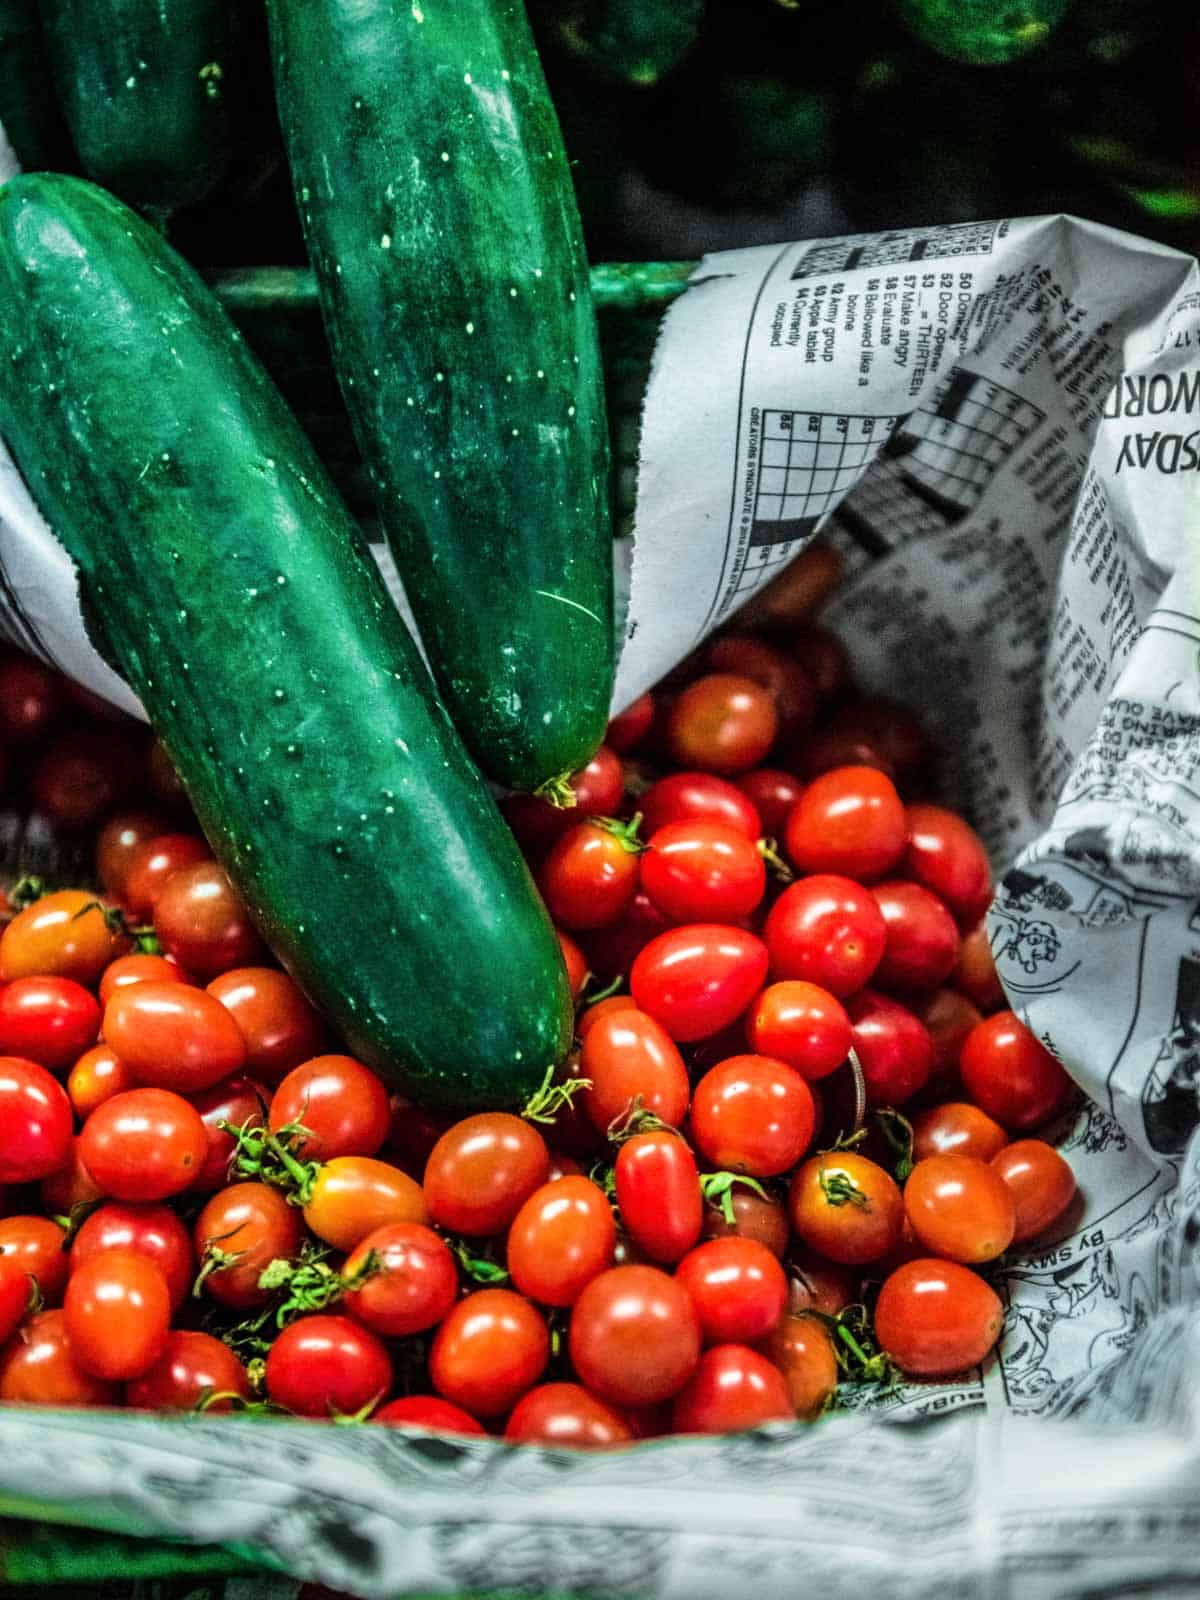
[[267, 0, 614, 794], [0, 173, 573, 1111], [40, 0, 230, 216]]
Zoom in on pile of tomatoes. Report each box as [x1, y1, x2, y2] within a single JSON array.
[[0, 549, 1080, 1445]]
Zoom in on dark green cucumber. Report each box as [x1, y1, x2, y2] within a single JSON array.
[[40, 0, 230, 216], [0, 0, 74, 170], [267, 0, 614, 796], [0, 173, 572, 1109], [553, 0, 704, 87]]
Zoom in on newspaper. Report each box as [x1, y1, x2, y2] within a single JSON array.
[[2, 191, 1200, 1591]]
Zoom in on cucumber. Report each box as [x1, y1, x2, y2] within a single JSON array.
[[40, 0, 231, 217], [0, 173, 572, 1110], [0, 0, 74, 170], [552, 0, 704, 87], [267, 0, 614, 797]]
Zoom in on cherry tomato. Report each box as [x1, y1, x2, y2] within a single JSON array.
[[912, 1101, 1008, 1164], [953, 921, 1005, 1012], [31, 730, 139, 830], [557, 930, 589, 1001], [153, 861, 264, 979], [666, 675, 778, 775], [904, 1153, 1015, 1264], [874, 1258, 1003, 1377], [701, 1184, 790, 1259], [40, 1137, 103, 1216], [0, 1216, 69, 1305], [746, 980, 851, 1081], [614, 1130, 702, 1264], [912, 988, 984, 1080], [430, 1289, 549, 1418], [690, 1055, 815, 1177], [904, 805, 992, 927], [639, 771, 761, 842], [579, 1008, 690, 1134], [706, 636, 816, 738], [606, 693, 655, 754], [98, 953, 186, 1008], [675, 1236, 787, 1345], [126, 1329, 251, 1411], [265, 1314, 392, 1417], [67, 1043, 136, 1119], [0, 977, 100, 1072], [342, 1222, 458, 1337], [0, 1257, 31, 1346], [816, 700, 933, 784], [269, 1054, 390, 1161], [145, 737, 190, 811], [784, 765, 907, 882], [579, 892, 670, 982], [70, 1202, 193, 1310], [203, 968, 324, 1086], [672, 1343, 793, 1433], [548, 1153, 584, 1180], [123, 834, 212, 920], [303, 1156, 428, 1251], [631, 924, 768, 1043], [870, 880, 960, 991], [534, 1048, 601, 1159], [80, 1088, 207, 1201], [424, 1113, 549, 1236], [758, 1313, 838, 1420], [785, 1245, 859, 1316], [385, 1095, 452, 1180], [95, 810, 173, 900], [0, 1057, 72, 1182], [738, 541, 844, 630], [507, 1177, 616, 1307], [640, 820, 766, 924], [372, 1394, 486, 1434], [763, 875, 886, 997], [568, 1265, 701, 1407], [576, 993, 641, 1041], [502, 746, 625, 854], [991, 1140, 1076, 1243], [797, 726, 894, 782], [538, 819, 641, 931], [789, 624, 852, 704], [0, 1309, 117, 1406], [960, 1012, 1072, 1131], [734, 768, 804, 836], [0, 890, 127, 984], [0, 654, 63, 742], [103, 981, 247, 1094], [788, 1152, 903, 1264], [193, 1181, 304, 1308], [189, 1073, 269, 1192], [63, 1249, 171, 1380], [846, 989, 933, 1105], [505, 1382, 633, 1448]]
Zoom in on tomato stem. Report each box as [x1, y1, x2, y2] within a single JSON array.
[[521, 1061, 592, 1125], [818, 1167, 869, 1209], [447, 1237, 510, 1285], [874, 1107, 915, 1182], [580, 972, 623, 1006], [533, 770, 580, 810], [699, 1170, 770, 1225], [605, 1097, 674, 1144], [756, 837, 795, 883], [6, 875, 47, 912], [592, 812, 647, 854], [217, 1116, 322, 1203]]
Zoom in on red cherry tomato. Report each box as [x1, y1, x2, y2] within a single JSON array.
[[342, 1222, 458, 1338], [204, 967, 325, 1085], [757, 1313, 838, 1421], [430, 1289, 549, 1418], [666, 675, 778, 775], [70, 1201, 193, 1310], [424, 1113, 549, 1236], [991, 1140, 1077, 1243], [675, 1236, 787, 1345], [640, 820, 766, 924], [189, 1073, 269, 1193], [385, 1094, 452, 1180], [0, 654, 64, 743], [505, 1382, 633, 1448], [579, 1009, 690, 1134], [903, 1153, 1015, 1264], [67, 1043, 134, 1119], [193, 1181, 304, 1308], [40, 1137, 103, 1216], [126, 1329, 251, 1411], [269, 1054, 390, 1162], [784, 765, 907, 882], [606, 693, 655, 754], [746, 980, 851, 1081], [640, 771, 761, 842], [912, 1102, 1009, 1164], [95, 810, 173, 900], [870, 880, 960, 991], [763, 875, 886, 997], [579, 891, 671, 982], [63, 1249, 171, 1381], [790, 625, 852, 704], [80, 1088, 207, 1201], [614, 1130, 702, 1264], [152, 861, 264, 979], [701, 1185, 790, 1259], [372, 1395, 486, 1434], [911, 988, 984, 1080], [706, 636, 817, 737], [874, 1258, 1003, 1377], [785, 1245, 860, 1316], [265, 1313, 392, 1417], [846, 989, 933, 1105], [557, 930, 589, 1001], [103, 981, 247, 1094], [568, 1265, 701, 1407], [0, 977, 100, 1073], [960, 1012, 1072, 1131], [303, 1156, 428, 1251], [953, 921, 1005, 1012], [788, 1152, 903, 1265], [631, 924, 769, 1043], [123, 834, 212, 920], [796, 725, 894, 782], [31, 730, 139, 830], [0, 1057, 72, 1182], [815, 700, 933, 783], [0, 1216, 68, 1305], [0, 1258, 32, 1346], [0, 890, 127, 985], [538, 818, 641, 931], [0, 1308, 117, 1406], [576, 994, 640, 1042], [690, 1054, 815, 1177], [904, 805, 993, 927], [672, 1343, 793, 1433], [734, 768, 804, 836], [98, 953, 187, 1008], [502, 746, 625, 854], [507, 1176, 616, 1307]]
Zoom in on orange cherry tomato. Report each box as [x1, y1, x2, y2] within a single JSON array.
[[103, 980, 247, 1094], [63, 1249, 171, 1381], [788, 1152, 903, 1265], [206, 967, 325, 1083], [758, 1313, 838, 1420], [903, 1153, 1015, 1264], [991, 1139, 1077, 1244], [99, 953, 188, 1008], [0, 889, 128, 984], [0, 1215, 69, 1305], [874, 1258, 1003, 1377], [0, 1308, 117, 1406], [193, 1181, 304, 1309], [423, 1113, 549, 1237], [303, 1156, 428, 1252], [666, 674, 779, 776], [507, 1176, 616, 1307], [67, 1043, 136, 1119], [912, 1101, 1008, 1164]]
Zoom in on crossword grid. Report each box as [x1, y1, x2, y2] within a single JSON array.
[[885, 370, 1045, 512], [790, 220, 998, 281]]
